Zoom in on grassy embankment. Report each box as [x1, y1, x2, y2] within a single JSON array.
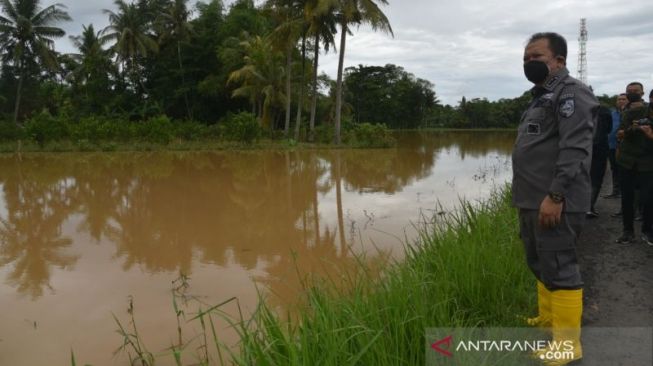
[[228, 187, 532, 365], [70, 187, 532, 366]]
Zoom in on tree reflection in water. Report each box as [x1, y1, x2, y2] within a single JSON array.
[[0, 131, 515, 300], [0, 157, 78, 299]]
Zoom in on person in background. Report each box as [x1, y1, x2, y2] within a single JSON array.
[[615, 82, 652, 244], [604, 94, 628, 199], [628, 99, 653, 247], [587, 104, 613, 217]]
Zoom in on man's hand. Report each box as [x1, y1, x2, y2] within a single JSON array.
[[539, 195, 563, 229], [617, 129, 625, 141], [640, 125, 653, 140]]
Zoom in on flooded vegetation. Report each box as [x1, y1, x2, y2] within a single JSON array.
[[0, 131, 515, 365]]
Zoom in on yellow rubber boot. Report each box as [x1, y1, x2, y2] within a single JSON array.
[[539, 289, 583, 366], [527, 281, 552, 328]]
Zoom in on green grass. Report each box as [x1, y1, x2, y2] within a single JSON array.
[[228, 186, 532, 365]]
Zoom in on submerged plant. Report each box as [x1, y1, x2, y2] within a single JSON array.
[[112, 296, 155, 366]]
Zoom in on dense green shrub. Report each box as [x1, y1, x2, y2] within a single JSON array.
[[0, 121, 26, 141], [24, 110, 69, 146], [205, 123, 222, 139], [136, 115, 174, 144], [346, 122, 396, 148], [174, 121, 208, 140], [103, 119, 137, 141], [69, 117, 105, 143], [1, 112, 397, 150], [220, 112, 262, 144], [313, 124, 334, 144]]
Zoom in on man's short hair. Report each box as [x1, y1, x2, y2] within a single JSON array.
[[527, 32, 568, 59], [619, 93, 627, 96], [627, 82, 644, 91], [649, 89, 653, 98]]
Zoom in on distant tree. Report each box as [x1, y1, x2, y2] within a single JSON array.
[[344, 64, 436, 129], [332, 0, 392, 144], [156, 0, 193, 119], [190, 0, 228, 121], [596, 93, 617, 107], [266, 0, 304, 137], [196, 0, 271, 121], [0, 0, 71, 124], [102, 0, 159, 96], [305, 0, 336, 140], [67, 24, 115, 114], [228, 35, 286, 129]]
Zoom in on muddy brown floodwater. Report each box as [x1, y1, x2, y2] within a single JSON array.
[[0, 131, 515, 365]]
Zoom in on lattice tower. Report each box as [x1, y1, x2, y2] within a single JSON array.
[[577, 18, 588, 85]]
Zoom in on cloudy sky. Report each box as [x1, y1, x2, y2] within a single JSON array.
[[52, 0, 653, 105]]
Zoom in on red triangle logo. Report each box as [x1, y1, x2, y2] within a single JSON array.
[[431, 335, 453, 357]]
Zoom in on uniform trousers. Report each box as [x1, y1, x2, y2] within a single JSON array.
[[619, 167, 653, 233], [518, 209, 585, 290]]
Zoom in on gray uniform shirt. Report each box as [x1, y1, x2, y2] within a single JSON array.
[[512, 67, 599, 213]]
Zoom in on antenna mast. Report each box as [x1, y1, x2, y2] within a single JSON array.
[[577, 18, 588, 85]]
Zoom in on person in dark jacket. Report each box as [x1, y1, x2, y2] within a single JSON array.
[[631, 100, 653, 247], [587, 105, 613, 217], [615, 82, 652, 244]]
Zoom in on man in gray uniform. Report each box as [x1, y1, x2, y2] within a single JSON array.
[[513, 32, 598, 366]]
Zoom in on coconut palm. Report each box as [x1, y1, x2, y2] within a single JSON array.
[[156, 0, 194, 119], [265, 0, 303, 137], [102, 0, 159, 95], [228, 35, 286, 129], [0, 0, 71, 125], [67, 24, 113, 108], [333, 0, 392, 144], [305, 0, 337, 141]]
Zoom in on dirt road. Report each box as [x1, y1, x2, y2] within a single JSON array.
[[576, 177, 653, 365]]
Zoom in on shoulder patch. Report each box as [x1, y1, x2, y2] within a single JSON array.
[[545, 76, 560, 89], [559, 97, 575, 118]]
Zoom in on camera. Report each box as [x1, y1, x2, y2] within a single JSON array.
[[635, 118, 652, 127]]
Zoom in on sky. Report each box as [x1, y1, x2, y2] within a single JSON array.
[[51, 0, 653, 105]]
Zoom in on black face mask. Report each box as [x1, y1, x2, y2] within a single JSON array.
[[626, 93, 642, 103], [523, 61, 550, 84]]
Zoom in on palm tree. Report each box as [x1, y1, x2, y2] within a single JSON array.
[[333, 0, 392, 144], [305, 0, 337, 141], [0, 0, 71, 125], [102, 0, 159, 95], [228, 35, 286, 129], [266, 0, 303, 137], [156, 0, 194, 119], [68, 24, 113, 110]]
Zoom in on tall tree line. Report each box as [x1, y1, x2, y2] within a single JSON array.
[[0, 0, 396, 144]]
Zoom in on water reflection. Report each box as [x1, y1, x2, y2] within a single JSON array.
[[0, 158, 78, 298], [0, 143, 456, 296], [0, 131, 515, 365]]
